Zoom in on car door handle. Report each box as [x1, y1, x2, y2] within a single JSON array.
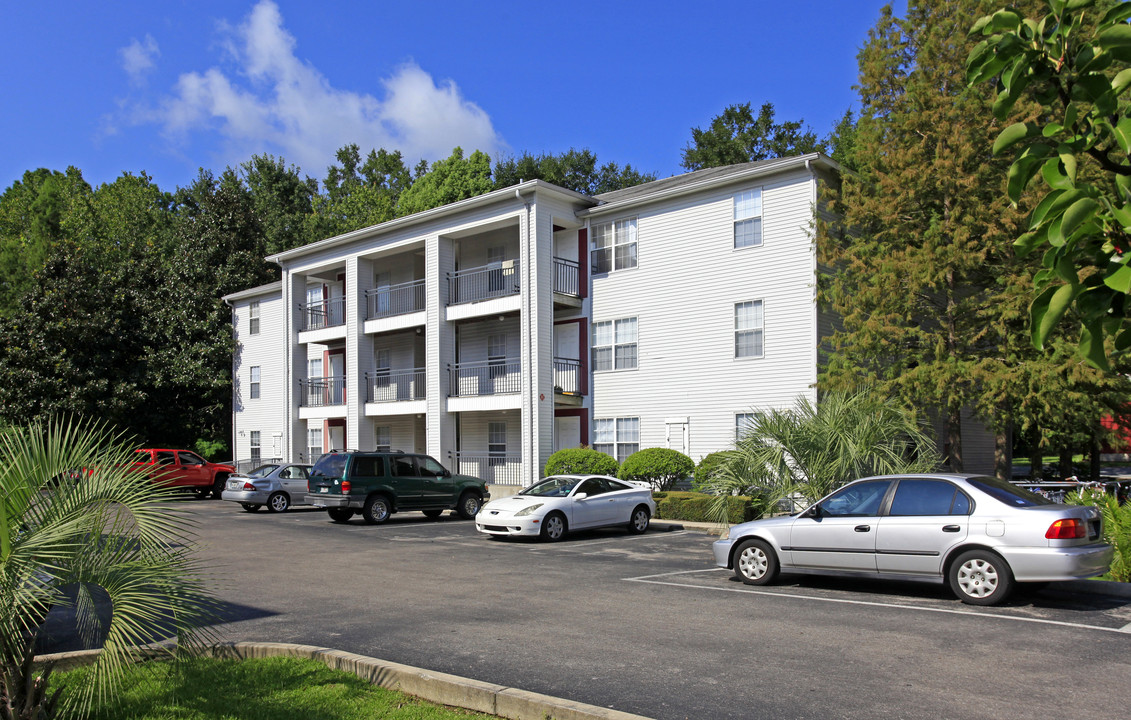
[[942, 525, 962, 533], [854, 525, 870, 532]]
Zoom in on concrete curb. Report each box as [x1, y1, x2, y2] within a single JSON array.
[[37, 642, 653, 720], [653, 519, 1131, 599]]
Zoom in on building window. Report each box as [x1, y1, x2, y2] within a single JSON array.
[[594, 417, 639, 464], [734, 189, 763, 249], [735, 301, 764, 358], [488, 333, 507, 379], [307, 427, 323, 461], [250, 366, 261, 399], [249, 301, 260, 335], [488, 422, 506, 466], [736, 413, 757, 441], [250, 430, 261, 462], [374, 425, 391, 452], [593, 318, 638, 372], [591, 218, 638, 273]]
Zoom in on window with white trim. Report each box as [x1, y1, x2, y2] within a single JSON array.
[[307, 427, 323, 462], [250, 430, 261, 461], [591, 218, 638, 273], [734, 189, 763, 249], [594, 417, 639, 464], [735, 413, 757, 441], [593, 317, 638, 372], [249, 301, 260, 335], [250, 366, 261, 399], [488, 421, 506, 466], [735, 301, 764, 359], [374, 425, 391, 452]]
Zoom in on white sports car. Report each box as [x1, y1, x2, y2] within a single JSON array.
[[476, 474, 656, 541]]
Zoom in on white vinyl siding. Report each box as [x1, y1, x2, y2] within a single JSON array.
[[230, 288, 284, 465], [591, 218, 638, 273], [734, 189, 763, 249], [734, 301, 764, 359]]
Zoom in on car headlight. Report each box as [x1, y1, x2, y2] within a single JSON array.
[[514, 503, 544, 517], [717, 525, 730, 541]]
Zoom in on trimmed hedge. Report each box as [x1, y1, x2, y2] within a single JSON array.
[[619, 447, 694, 491], [653, 491, 758, 524], [544, 448, 619, 477]]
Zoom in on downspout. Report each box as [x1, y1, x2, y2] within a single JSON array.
[[516, 187, 535, 483], [806, 157, 819, 405], [223, 296, 237, 464]]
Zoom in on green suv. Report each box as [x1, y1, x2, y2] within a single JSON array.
[[304, 450, 489, 524]]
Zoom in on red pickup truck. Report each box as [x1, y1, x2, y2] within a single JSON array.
[[132, 449, 235, 499]]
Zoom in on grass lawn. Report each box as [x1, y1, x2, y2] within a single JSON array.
[[55, 656, 498, 719]]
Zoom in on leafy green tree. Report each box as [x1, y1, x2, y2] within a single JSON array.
[[618, 448, 694, 491], [681, 102, 824, 171], [967, 0, 1131, 369], [492, 149, 655, 195], [0, 416, 216, 718], [239, 154, 318, 255], [544, 448, 619, 477], [707, 391, 940, 523], [396, 147, 493, 217], [311, 145, 411, 238]]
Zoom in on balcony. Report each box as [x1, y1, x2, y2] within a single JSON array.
[[553, 357, 583, 399], [453, 452, 524, 486], [299, 376, 345, 407], [300, 297, 346, 331], [447, 260, 520, 305], [449, 359, 520, 397], [366, 368, 426, 403], [553, 257, 580, 297], [366, 280, 425, 320]]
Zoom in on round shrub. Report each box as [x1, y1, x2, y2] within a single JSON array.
[[544, 448, 619, 477], [619, 447, 695, 491], [692, 451, 731, 492]]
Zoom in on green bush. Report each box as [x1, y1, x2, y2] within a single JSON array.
[[692, 451, 730, 492], [619, 448, 694, 491], [544, 448, 618, 477], [1065, 488, 1130, 582], [654, 491, 758, 524]]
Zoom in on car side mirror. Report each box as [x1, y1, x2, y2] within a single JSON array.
[[574, 492, 588, 500], [802, 504, 822, 519], [443, 469, 451, 478]]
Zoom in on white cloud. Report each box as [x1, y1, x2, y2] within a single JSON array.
[[119, 34, 160, 86], [121, 0, 503, 176]]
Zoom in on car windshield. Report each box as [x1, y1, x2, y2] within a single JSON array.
[[247, 465, 279, 479], [310, 454, 347, 479], [521, 476, 582, 497], [967, 476, 1056, 507]]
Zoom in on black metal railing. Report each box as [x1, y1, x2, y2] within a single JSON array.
[[365, 279, 425, 320], [448, 359, 521, 397], [299, 297, 346, 331], [447, 260, 520, 305], [298, 376, 346, 407], [553, 357, 582, 395], [453, 452, 524, 486], [553, 256, 580, 296], [365, 368, 426, 403]]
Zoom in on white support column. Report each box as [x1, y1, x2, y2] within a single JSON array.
[[284, 269, 306, 462], [426, 234, 458, 468], [518, 195, 557, 485], [347, 256, 373, 450]]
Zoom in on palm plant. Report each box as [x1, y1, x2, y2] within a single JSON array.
[[0, 417, 217, 719], [1065, 488, 1130, 583], [709, 391, 941, 524]]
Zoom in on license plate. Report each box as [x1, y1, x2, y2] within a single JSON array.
[[227, 480, 241, 489], [319, 487, 328, 493]]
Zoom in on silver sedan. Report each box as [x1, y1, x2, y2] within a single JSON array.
[[713, 473, 1113, 605], [221, 463, 313, 513]]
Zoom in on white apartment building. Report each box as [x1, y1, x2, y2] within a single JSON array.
[[223, 154, 996, 483]]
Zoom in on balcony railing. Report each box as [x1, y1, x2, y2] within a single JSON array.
[[365, 368, 426, 403], [447, 259, 520, 305], [235, 457, 284, 474], [300, 297, 346, 331], [453, 452, 524, 486], [553, 357, 582, 395], [449, 359, 521, 397], [553, 257, 580, 297], [299, 376, 346, 407], [366, 279, 425, 320]]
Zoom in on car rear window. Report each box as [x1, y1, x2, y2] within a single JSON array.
[[310, 454, 347, 479], [967, 476, 1056, 507]]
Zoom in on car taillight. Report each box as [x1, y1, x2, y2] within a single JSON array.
[[242, 482, 256, 491], [1046, 518, 1086, 539], [341, 480, 351, 494]]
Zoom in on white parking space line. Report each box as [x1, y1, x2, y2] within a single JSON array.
[[625, 569, 1131, 636]]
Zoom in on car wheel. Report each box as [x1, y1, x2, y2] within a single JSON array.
[[456, 492, 482, 520], [327, 508, 355, 523], [734, 538, 779, 585], [540, 512, 567, 542], [195, 488, 212, 500], [362, 495, 391, 524], [211, 476, 227, 499], [422, 508, 444, 519], [949, 549, 1014, 606], [240, 503, 261, 513], [627, 505, 651, 534], [267, 492, 290, 513]]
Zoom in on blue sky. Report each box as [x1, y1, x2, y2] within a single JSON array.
[[1, 0, 908, 193]]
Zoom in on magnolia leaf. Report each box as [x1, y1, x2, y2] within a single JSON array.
[[1113, 116, 1131, 154], [1099, 23, 1131, 50], [1111, 203, 1131, 229], [1101, 2, 1131, 26], [1042, 122, 1065, 137], [989, 9, 1022, 30], [1104, 262, 1131, 293], [1116, 327, 1131, 353], [1014, 229, 1044, 256], [1041, 157, 1075, 190], [1058, 146, 1077, 184], [1078, 321, 1110, 371], [1048, 214, 1067, 247], [1065, 0, 1096, 9], [993, 122, 1036, 155], [1114, 68, 1131, 95], [1031, 283, 1076, 349], [1061, 197, 1100, 236]]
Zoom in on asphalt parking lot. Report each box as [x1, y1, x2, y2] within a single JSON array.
[[48, 498, 1131, 719]]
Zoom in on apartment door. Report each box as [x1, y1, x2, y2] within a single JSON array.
[[326, 420, 346, 452], [328, 352, 345, 404]]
